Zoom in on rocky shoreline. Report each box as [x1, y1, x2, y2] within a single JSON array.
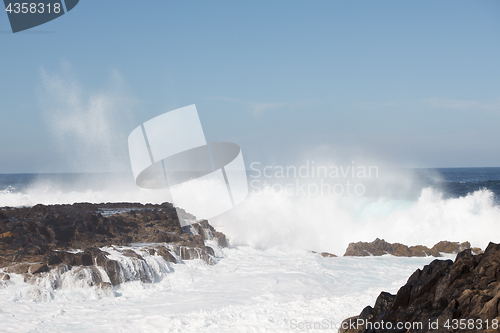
[[340, 242, 500, 333], [343, 238, 482, 257], [0, 202, 228, 289], [1, 201, 492, 327]]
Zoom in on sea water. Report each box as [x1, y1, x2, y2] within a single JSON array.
[[0, 168, 499, 332]]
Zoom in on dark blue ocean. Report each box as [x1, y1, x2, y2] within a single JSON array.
[[422, 168, 500, 203]]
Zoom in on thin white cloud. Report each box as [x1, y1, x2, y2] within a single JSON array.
[[251, 102, 287, 116], [426, 97, 500, 111], [354, 100, 400, 110], [211, 96, 314, 117], [250, 100, 315, 116], [209, 96, 242, 102]]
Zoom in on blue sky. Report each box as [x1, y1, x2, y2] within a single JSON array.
[[1, 0, 499, 173]]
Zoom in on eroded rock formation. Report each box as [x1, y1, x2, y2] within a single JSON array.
[[340, 242, 500, 333], [0, 203, 228, 287], [343, 239, 481, 258]]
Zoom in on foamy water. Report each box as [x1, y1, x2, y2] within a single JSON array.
[[0, 246, 455, 333], [0, 170, 498, 332], [1, 179, 498, 255], [212, 186, 500, 255]]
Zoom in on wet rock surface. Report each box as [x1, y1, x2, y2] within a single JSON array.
[[343, 238, 481, 257], [432, 240, 482, 255], [341, 242, 500, 333], [0, 202, 228, 286], [312, 251, 337, 258]]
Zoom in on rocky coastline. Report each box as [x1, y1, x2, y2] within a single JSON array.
[[0, 202, 228, 289], [343, 238, 482, 257], [340, 242, 500, 333], [1, 201, 493, 329]]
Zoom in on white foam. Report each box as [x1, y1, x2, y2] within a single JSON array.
[[0, 185, 171, 207], [0, 247, 454, 332], [212, 187, 500, 255]]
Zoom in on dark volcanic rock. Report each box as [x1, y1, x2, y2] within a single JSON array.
[[0, 202, 226, 264], [29, 263, 50, 274], [156, 247, 177, 263], [179, 246, 214, 264], [432, 240, 482, 255], [0, 202, 228, 286], [342, 242, 500, 333], [312, 251, 337, 257], [214, 232, 228, 248], [95, 252, 122, 286], [344, 238, 441, 257], [42, 252, 63, 265], [48, 250, 93, 266], [4, 263, 30, 274], [432, 240, 471, 253]]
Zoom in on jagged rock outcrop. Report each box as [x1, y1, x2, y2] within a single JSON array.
[[312, 251, 337, 257], [343, 239, 482, 258], [432, 240, 482, 255], [0, 202, 228, 287], [344, 238, 441, 257], [340, 242, 500, 333]]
